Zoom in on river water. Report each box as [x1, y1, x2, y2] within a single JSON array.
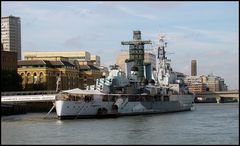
[[1, 103, 239, 145]]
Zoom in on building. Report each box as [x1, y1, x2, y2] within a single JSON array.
[[116, 51, 128, 72], [174, 72, 186, 81], [1, 50, 18, 72], [24, 51, 91, 63], [188, 83, 207, 94], [1, 43, 18, 71], [90, 55, 100, 66], [205, 74, 228, 92], [116, 51, 156, 73], [184, 74, 228, 93], [18, 60, 80, 90], [144, 52, 156, 70], [184, 76, 207, 93], [191, 60, 197, 76], [23, 51, 103, 89], [1, 16, 21, 60], [24, 55, 69, 61], [186, 60, 228, 92], [1, 42, 22, 91], [219, 77, 228, 91], [78, 61, 102, 89]]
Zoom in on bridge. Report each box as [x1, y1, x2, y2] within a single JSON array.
[[195, 90, 239, 103], [1, 91, 57, 103]]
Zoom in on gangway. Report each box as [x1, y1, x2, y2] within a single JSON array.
[[1, 94, 56, 103]]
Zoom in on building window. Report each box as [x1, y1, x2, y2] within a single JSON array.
[[26, 73, 31, 84], [21, 73, 25, 84], [33, 72, 38, 84], [39, 72, 44, 83]]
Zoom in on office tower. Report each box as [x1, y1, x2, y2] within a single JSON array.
[[191, 60, 197, 76], [1, 16, 21, 60]]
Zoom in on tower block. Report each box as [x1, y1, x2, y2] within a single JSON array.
[[121, 31, 151, 80]]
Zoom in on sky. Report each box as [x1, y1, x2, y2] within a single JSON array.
[[1, 1, 239, 90]]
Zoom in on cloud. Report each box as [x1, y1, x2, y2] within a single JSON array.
[[63, 32, 105, 49], [75, 8, 93, 15], [64, 35, 83, 49], [174, 26, 238, 44], [114, 5, 157, 20], [68, 7, 94, 16], [146, 27, 238, 59], [146, 2, 184, 9]]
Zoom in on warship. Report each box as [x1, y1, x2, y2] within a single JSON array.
[[55, 31, 195, 119]]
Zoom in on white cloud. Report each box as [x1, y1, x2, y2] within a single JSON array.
[[64, 35, 83, 49], [63, 32, 105, 49], [114, 5, 157, 20], [146, 2, 184, 9], [174, 26, 238, 44], [75, 8, 93, 15]]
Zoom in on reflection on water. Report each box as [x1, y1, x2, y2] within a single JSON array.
[[1, 103, 239, 145], [55, 120, 63, 125]]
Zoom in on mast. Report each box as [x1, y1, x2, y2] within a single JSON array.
[[121, 30, 151, 81], [155, 35, 173, 86]]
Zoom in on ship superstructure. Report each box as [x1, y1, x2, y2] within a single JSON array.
[[55, 31, 194, 119]]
